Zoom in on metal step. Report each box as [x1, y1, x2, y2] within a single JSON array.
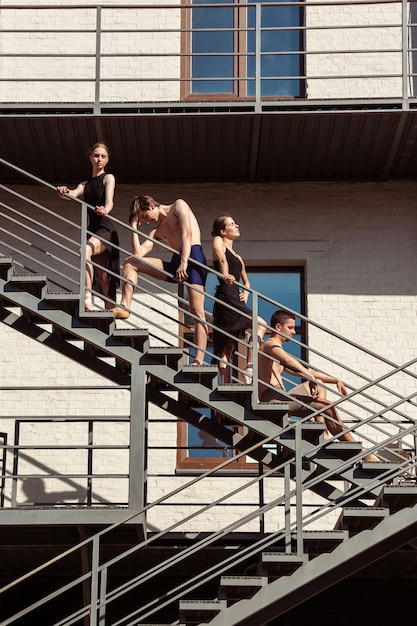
[[334, 506, 389, 535], [182, 362, 220, 389], [218, 575, 268, 604], [374, 483, 417, 513], [0, 256, 13, 280], [44, 292, 80, 316], [179, 599, 227, 625], [290, 529, 349, 556], [145, 346, 185, 370], [258, 552, 308, 579], [7, 274, 48, 299]]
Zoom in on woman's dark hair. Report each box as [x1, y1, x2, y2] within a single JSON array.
[[211, 216, 232, 237]]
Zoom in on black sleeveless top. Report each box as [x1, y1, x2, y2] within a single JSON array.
[[212, 247, 252, 356], [83, 173, 114, 234], [82, 173, 120, 299]]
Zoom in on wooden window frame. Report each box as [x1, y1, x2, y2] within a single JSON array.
[[176, 266, 306, 472]]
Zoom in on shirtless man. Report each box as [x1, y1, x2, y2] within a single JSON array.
[[113, 195, 208, 365], [258, 309, 379, 462]]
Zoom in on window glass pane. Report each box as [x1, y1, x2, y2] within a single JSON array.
[[182, 267, 304, 462], [247, 269, 303, 386], [192, 0, 234, 93], [187, 412, 234, 458], [247, 0, 301, 97]]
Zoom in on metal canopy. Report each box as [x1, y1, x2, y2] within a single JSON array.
[[1, 108, 417, 185]]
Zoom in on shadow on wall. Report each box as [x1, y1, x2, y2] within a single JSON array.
[[20, 476, 89, 506]]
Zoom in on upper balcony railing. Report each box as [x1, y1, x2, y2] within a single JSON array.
[[1, 1, 417, 114]]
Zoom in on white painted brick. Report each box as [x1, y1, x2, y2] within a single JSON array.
[[0, 1, 409, 103], [1, 159, 417, 530]]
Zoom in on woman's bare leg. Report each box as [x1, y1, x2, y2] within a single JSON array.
[[244, 316, 267, 383], [84, 238, 108, 310]]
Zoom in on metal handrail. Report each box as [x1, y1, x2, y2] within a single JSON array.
[[0, 1, 414, 112], [1, 157, 417, 623], [1, 154, 416, 444], [1, 155, 416, 446]]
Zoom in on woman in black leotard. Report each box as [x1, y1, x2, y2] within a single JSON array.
[[57, 142, 120, 310], [212, 216, 266, 384]]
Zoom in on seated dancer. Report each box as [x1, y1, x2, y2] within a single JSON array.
[[258, 309, 379, 462]]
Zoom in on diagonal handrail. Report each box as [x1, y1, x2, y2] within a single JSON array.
[[1, 157, 417, 624]]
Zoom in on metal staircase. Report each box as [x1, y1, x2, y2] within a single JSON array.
[[0, 160, 417, 625]]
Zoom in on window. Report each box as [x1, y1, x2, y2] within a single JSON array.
[[182, 0, 304, 99], [177, 267, 305, 471]]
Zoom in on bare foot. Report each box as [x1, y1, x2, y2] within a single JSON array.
[[243, 364, 253, 384], [362, 449, 380, 462], [85, 298, 95, 312], [112, 307, 130, 320]]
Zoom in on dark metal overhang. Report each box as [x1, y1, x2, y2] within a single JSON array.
[[1, 104, 417, 185]]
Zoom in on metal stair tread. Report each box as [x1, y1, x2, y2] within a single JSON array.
[[374, 482, 417, 512], [334, 506, 389, 533], [259, 551, 308, 578], [0, 263, 410, 514], [218, 575, 268, 601], [179, 598, 227, 622], [290, 529, 349, 553]]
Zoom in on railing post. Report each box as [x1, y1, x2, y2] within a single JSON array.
[[129, 365, 147, 510], [79, 201, 88, 315], [11, 420, 20, 508], [255, 2, 262, 112], [98, 566, 108, 625], [402, 0, 410, 108], [251, 289, 259, 391], [87, 420, 93, 506], [294, 421, 304, 557], [94, 6, 102, 115], [90, 535, 101, 626], [258, 462, 265, 533]]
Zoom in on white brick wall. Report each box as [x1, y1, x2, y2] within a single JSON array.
[[1, 179, 416, 531], [0, 1, 410, 104], [306, 1, 403, 98]]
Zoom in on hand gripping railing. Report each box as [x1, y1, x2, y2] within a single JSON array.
[[1, 154, 417, 466], [1, 157, 417, 624]]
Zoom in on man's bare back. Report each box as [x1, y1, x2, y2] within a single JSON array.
[[113, 194, 209, 365], [258, 336, 286, 398], [152, 200, 202, 252]]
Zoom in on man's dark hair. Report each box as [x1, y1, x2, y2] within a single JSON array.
[[129, 195, 159, 224], [270, 309, 295, 328]]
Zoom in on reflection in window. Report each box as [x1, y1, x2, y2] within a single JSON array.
[[192, 0, 234, 94], [190, 0, 303, 97], [247, 0, 302, 97], [177, 267, 305, 469]]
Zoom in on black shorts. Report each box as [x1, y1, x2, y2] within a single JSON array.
[[163, 244, 208, 286], [260, 383, 316, 417]]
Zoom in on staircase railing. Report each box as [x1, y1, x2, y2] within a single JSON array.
[[1, 155, 417, 471], [0, 1, 414, 112], [1, 155, 417, 468], [0, 419, 415, 624], [1, 157, 417, 624]]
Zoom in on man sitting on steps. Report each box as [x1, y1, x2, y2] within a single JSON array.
[[258, 309, 379, 462]]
